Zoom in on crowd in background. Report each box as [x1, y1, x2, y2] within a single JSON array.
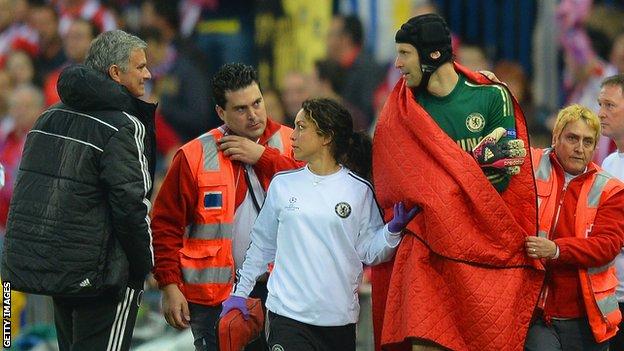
[[1, 0, 624, 349]]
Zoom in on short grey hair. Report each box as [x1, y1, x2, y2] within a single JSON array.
[[84, 30, 147, 74]]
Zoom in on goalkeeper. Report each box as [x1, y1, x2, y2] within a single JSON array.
[[406, 42, 527, 192], [370, 13, 542, 351]]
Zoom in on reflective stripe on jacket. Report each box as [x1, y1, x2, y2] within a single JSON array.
[[178, 125, 292, 305], [532, 147, 622, 342]]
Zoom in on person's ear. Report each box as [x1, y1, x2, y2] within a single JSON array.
[[216, 105, 225, 122], [322, 133, 333, 146], [551, 132, 558, 148], [108, 65, 122, 84]]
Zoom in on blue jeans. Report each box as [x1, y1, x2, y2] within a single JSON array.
[[524, 318, 609, 351]]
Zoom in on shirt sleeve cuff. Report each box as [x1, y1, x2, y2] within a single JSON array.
[[384, 224, 402, 248], [551, 245, 560, 260], [232, 290, 250, 298], [155, 272, 183, 289]]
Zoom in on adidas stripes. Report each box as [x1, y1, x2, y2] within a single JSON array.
[[53, 283, 143, 351]]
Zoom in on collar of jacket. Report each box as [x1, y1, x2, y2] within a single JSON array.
[[257, 117, 284, 145], [57, 64, 157, 123]]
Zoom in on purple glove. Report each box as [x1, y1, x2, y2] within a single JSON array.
[[388, 202, 421, 233], [220, 295, 249, 320]]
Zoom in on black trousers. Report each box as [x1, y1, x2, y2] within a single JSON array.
[[610, 302, 624, 350], [524, 317, 609, 351], [53, 284, 143, 351], [266, 311, 356, 351]]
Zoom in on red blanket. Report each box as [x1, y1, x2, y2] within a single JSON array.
[[371, 64, 544, 351]]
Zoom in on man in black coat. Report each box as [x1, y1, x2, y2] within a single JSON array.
[[1, 29, 156, 351]]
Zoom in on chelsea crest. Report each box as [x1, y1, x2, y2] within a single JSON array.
[[466, 113, 485, 132], [335, 202, 352, 218]]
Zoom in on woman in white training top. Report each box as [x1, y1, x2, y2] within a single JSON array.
[[220, 98, 418, 351]]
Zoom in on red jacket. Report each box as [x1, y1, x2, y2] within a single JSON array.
[[151, 119, 301, 290], [539, 151, 624, 321]]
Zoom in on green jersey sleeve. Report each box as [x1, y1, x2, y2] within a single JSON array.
[[483, 84, 516, 193]]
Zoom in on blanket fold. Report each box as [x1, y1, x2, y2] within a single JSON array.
[[371, 64, 544, 351]]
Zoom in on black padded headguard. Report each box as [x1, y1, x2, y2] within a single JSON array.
[[395, 14, 453, 88]]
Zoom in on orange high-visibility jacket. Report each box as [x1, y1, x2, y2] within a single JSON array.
[[532, 148, 622, 342], [178, 126, 293, 305]]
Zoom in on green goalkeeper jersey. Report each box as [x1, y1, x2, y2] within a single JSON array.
[[416, 73, 516, 192]]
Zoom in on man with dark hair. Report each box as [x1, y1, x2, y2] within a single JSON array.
[[151, 63, 300, 351], [311, 59, 368, 131], [341, 15, 363, 47], [144, 0, 199, 59], [30, 3, 67, 83], [326, 14, 384, 125], [142, 26, 210, 141], [371, 14, 542, 350], [2, 29, 155, 351]]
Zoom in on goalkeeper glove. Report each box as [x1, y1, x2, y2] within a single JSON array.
[[472, 127, 526, 175]]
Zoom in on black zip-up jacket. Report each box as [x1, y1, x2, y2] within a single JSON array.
[[1, 65, 156, 298]]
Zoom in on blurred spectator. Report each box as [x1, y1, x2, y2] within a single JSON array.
[[610, 31, 624, 74], [142, 26, 210, 141], [184, 0, 254, 79], [262, 88, 286, 126], [492, 61, 528, 103], [0, 0, 38, 66], [13, 0, 29, 23], [280, 71, 310, 125], [457, 43, 491, 72], [141, 0, 214, 128], [6, 50, 35, 87], [43, 18, 98, 106], [104, 2, 128, 31], [586, 26, 612, 63], [254, 0, 331, 94], [152, 110, 181, 175], [56, 0, 117, 36], [411, 0, 440, 17], [139, 0, 158, 29], [141, 0, 205, 65], [30, 4, 67, 85], [62, 18, 95, 64], [0, 84, 43, 233], [492, 60, 551, 147], [327, 14, 384, 125], [558, 0, 614, 110], [584, 3, 624, 44], [0, 69, 9, 118], [310, 59, 368, 131], [556, 0, 617, 164]]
